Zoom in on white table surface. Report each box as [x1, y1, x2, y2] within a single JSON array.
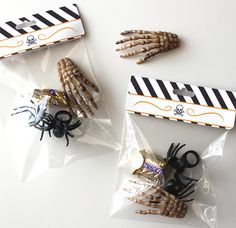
[[0, 0, 236, 227]]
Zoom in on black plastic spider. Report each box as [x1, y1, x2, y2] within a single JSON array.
[[163, 143, 200, 201], [38, 110, 81, 146]]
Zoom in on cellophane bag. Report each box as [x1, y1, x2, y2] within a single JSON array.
[[0, 3, 119, 181], [110, 75, 236, 228]]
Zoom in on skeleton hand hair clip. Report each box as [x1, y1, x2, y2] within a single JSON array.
[[57, 58, 99, 118], [116, 30, 180, 64]]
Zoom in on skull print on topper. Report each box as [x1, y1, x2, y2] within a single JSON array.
[[174, 104, 184, 117], [26, 35, 37, 46]]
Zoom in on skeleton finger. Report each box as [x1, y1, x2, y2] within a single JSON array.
[[116, 34, 160, 44], [121, 30, 164, 36], [138, 191, 162, 202], [65, 84, 87, 118], [58, 69, 87, 118], [75, 71, 99, 92], [127, 197, 161, 209], [120, 44, 161, 58], [137, 48, 163, 64], [136, 209, 162, 215], [65, 80, 94, 117], [71, 76, 98, 109], [116, 39, 160, 51], [61, 58, 99, 92]]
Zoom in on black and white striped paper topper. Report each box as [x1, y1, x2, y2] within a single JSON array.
[[127, 76, 236, 129], [0, 3, 85, 59]]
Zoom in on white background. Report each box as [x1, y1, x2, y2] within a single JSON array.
[[0, 0, 236, 227]]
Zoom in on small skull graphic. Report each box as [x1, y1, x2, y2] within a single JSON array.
[[26, 35, 37, 46], [174, 104, 184, 117]]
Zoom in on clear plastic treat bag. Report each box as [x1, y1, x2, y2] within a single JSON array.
[[0, 4, 119, 181], [111, 75, 236, 228]]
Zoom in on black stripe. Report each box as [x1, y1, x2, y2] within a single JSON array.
[[19, 17, 41, 31], [134, 112, 141, 115], [198, 86, 214, 107], [0, 27, 13, 38], [46, 10, 68, 23], [60, 6, 80, 19], [25, 48, 33, 52], [142, 77, 158, 97], [226, 91, 236, 109], [184, 84, 200, 105], [131, 76, 143, 95], [149, 114, 155, 117], [170, 82, 186, 102], [206, 124, 212, 127], [6, 21, 27, 34], [177, 119, 183, 122], [156, 79, 171, 100], [163, 116, 169, 120], [212, 89, 228, 109], [33, 14, 54, 26]]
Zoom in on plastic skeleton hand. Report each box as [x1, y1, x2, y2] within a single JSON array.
[[125, 180, 187, 218], [57, 58, 99, 118], [116, 30, 179, 64]]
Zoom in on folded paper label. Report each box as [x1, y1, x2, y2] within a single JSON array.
[[0, 3, 85, 59], [127, 76, 236, 129]]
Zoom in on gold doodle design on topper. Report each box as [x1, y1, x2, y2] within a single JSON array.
[[0, 40, 24, 49], [187, 108, 224, 121], [134, 101, 172, 112], [38, 27, 77, 40]]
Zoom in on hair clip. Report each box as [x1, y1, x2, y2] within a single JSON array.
[[116, 30, 179, 64], [127, 143, 200, 218], [57, 58, 99, 118]]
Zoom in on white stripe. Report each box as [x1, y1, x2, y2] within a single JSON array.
[[162, 80, 180, 101], [205, 87, 221, 108], [57, 8, 77, 21], [183, 120, 191, 124], [1, 23, 21, 37], [38, 12, 63, 25], [190, 85, 208, 106], [149, 78, 165, 99], [135, 77, 151, 96], [220, 90, 235, 110], [198, 122, 206, 126], [0, 33, 6, 41]]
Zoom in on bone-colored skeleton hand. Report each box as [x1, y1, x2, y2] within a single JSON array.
[[116, 30, 179, 64], [57, 58, 99, 118], [124, 179, 187, 218]]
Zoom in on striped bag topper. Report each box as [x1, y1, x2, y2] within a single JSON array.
[[0, 3, 85, 59], [127, 76, 236, 129]]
